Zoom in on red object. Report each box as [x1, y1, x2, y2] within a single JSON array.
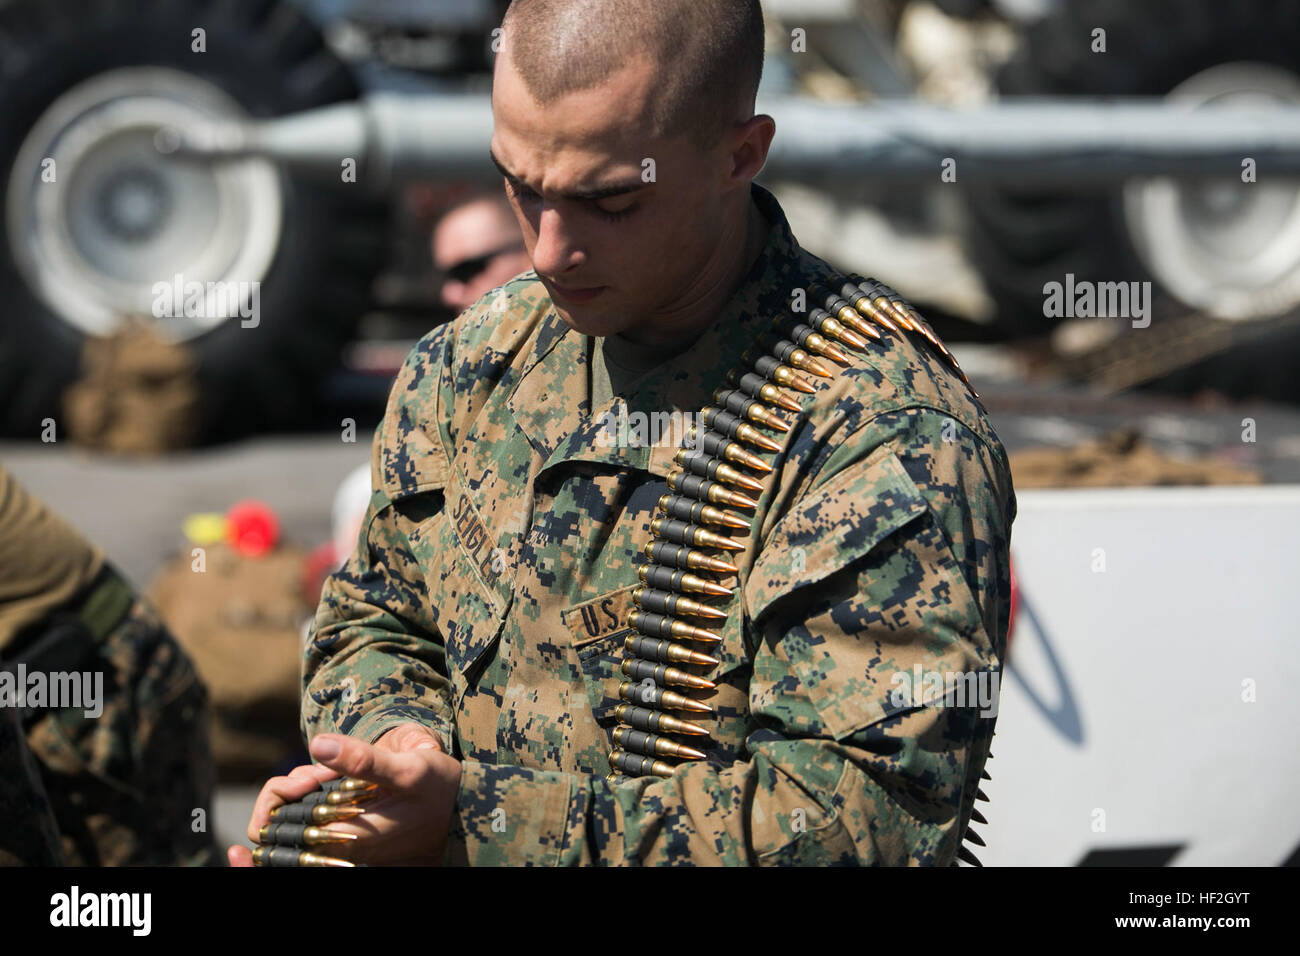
[[301, 541, 339, 606], [226, 501, 280, 557]]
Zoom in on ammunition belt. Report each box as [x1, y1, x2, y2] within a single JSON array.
[[603, 274, 992, 865]]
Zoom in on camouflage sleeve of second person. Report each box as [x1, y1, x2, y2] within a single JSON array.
[[442, 408, 1015, 865], [301, 324, 458, 752]]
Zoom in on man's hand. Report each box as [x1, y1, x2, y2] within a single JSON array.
[[227, 722, 461, 867]]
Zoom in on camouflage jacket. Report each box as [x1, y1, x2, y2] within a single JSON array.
[[303, 185, 1016, 865]]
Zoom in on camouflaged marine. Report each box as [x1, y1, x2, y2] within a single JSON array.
[[0, 465, 217, 866], [303, 184, 1016, 865]]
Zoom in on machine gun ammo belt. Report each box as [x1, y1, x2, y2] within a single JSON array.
[[603, 275, 990, 865]]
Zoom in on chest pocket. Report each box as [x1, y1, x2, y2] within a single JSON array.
[[562, 584, 639, 733], [743, 443, 933, 739]]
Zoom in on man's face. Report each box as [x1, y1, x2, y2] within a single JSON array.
[[490, 47, 733, 338], [433, 198, 531, 313]]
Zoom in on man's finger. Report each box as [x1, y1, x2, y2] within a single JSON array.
[[228, 845, 254, 868], [246, 772, 333, 844]]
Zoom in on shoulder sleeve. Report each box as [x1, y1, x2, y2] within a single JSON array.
[[301, 323, 460, 750]]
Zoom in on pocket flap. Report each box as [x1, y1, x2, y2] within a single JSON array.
[[746, 444, 929, 624]]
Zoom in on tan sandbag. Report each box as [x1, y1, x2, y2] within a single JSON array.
[[147, 542, 308, 780], [62, 319, 200, 454], [1010, 428, 1262, 489]]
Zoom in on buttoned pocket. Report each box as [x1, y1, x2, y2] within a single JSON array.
[[562, 584, 640, 733], [743, 444, 940, 740]]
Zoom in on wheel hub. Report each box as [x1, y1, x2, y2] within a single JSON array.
[[1123, 63, 1300, 320], [5, 67, 283, 340]]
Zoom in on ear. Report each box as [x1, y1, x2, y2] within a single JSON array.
[[726, 113, 776, 187]]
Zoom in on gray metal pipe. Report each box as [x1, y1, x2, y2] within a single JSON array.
[[173, 93, 1300, 188]]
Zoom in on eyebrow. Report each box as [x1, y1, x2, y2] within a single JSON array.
[[489, 148, 646, 202]]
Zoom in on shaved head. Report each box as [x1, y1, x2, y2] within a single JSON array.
[[502, 0, 765, 147]]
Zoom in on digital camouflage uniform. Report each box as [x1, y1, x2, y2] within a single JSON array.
[[0, 465, 217, 866], [304, 184, 1016, 865]]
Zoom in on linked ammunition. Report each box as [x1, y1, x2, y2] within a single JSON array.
[[650, 516, 746, 551], [623, 633, 719, 667], [628, 609, 721, 643], [657, 493, 752, 530], [673, 449, 764, 493], [644, 539, 738, 575], [251, 846, 355, 868], [617, 680, 714, 714], [269, 802, 367, 826], [613, 703, 709, 736], [620, 658, 716, 691], [632, 586, 727, 620], [612, 726, 707, 761], [638, 563, 734, 598], [259, 823, 358, 847]]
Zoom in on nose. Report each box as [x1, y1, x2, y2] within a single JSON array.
[[529, 205, 584, 278]]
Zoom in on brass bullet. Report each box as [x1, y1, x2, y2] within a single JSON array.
[[609, 749, 675, 779], [808, 309, 869, 351], [613, 726, 708, 762], [657, 492, 755, 529], [638, 564, 734, 598], [714, 388, 791, 432], [613, 703, 709, 737], [632, 586, 728, 620], [629, 609, 722, 644], [672, 449, 765, 494], [624, 633, 720, 667], [650, 515, 745, 551], [682, 426, 773, 473], [326, 788, 377, 806], [752, 355, 817, 394], [726, 370, 803, 413], [830, 296, 886, 339], [259, 823, 359, 847], [786, 349, 833, 378], [643, 539, 739, 575], [320, 777, 376, 794], [617, 680, 715, 714], [620, 658, 716, 691], [252, 846, 355, 868], [269, 802, 367, 825], [700, 406, 784, 452], [733, 422, 782, 453], [789, 325, 851, 366], [665, 471, 758, 511]]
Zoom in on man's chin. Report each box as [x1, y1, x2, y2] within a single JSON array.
[[550, 301, 636, 338]]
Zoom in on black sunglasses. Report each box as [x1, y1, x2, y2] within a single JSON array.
[[442, 244, 524, 284]]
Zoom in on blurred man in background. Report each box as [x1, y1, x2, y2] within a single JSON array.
[[432, 192, 531, 313], [0, 465, 216, 866]]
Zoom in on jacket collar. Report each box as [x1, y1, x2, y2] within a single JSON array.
[[505, 184, 834, 480]]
